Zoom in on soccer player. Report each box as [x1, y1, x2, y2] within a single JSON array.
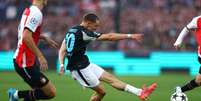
[[59, 13, 157, 101], [8, 0, 59, 101], [174, 15, 201, 93]]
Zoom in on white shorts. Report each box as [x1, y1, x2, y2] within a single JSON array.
[[70, 63, 104, 88]]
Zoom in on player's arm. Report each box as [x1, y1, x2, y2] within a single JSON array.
[[23, 29, 48, 71], [174, 27, 190, 50], [23, 11, 48, 71], [97, 33, 143, 42], [174, 17, 198, 49], [58, 39, 67, 75], [40, 34, 59, 49]]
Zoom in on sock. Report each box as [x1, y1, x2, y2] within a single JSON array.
[[18, 89, 52, 100], [24, 92, 35, 101], [18, 90, 36, 101], [181, 79, 199, 92], [18, 90, 30, 98], [124, 84, 142, 96], [34, 89, 53, 100]]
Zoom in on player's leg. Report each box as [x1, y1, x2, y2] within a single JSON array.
[[16, 81, 56, 101], [194, 57, 201, 86], [36, 81, 56, 99], [24, 72, 56, 101], [100, 71, 141, 94], [14, 76, 55, 101], [177, 75, 201, 93], [90, 63, 157, 100], [99, 70, 157, 100], [176, 57, 201, 93], [8, 61, 56, 101], [90, 85, 106, 101], [70, 64, 106, 101]]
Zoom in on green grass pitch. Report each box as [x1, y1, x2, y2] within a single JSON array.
[[0, 71, 200, 101]]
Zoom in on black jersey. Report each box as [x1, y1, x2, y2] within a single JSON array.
[[65, 25, 102, 70]]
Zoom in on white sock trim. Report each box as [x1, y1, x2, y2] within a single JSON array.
[[124, 84, 142, 96]]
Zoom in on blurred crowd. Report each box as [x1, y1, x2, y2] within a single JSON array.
[[0, 0, 201, 53]]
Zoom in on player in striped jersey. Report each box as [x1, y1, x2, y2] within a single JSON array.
[[174, 15, 201, 94], [8, 0, 58, 101]]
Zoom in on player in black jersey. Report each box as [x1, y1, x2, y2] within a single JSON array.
[[59, 13, 157, 101]]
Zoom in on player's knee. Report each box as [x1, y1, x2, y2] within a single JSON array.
[[90, 96, 97, 101], [47, 87, 56, 98], [196, 75, 201, 85], [98, 90, 106, 97], [50, 88, 56, 98], [100, 91, 106, 97]]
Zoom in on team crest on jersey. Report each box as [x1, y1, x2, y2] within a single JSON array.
[[30, 18, 38, 25]]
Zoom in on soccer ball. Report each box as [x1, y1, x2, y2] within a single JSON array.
[[170, 92, 188, 101]]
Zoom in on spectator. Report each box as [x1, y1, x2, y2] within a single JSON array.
[[0, 0, 199, 53]]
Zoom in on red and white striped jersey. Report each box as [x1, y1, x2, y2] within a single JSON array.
[[13, 5, 43, 68], [186, 16, 201, 46], [186, 16, 201, 57], [175, 15, 201, 57]]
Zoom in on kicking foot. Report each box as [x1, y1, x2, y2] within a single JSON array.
[[139, 83, 157, 100]]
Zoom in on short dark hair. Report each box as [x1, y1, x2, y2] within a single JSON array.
[[83, 13, 99, 22]]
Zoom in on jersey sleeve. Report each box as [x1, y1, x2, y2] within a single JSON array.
[[174, 27, 189, 46], [25, 11, 42, 32], [186, 16, 200, 29], [174, 16, 201, 46], [197, 17, 201, 29], [82, 31, 102, 41]]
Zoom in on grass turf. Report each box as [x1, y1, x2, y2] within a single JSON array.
[[0, 71, 200, 101]]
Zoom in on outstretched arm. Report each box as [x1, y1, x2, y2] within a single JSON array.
[[174, 16, 199, 50], [97, 33, 143, 42], [174, 27, 190, 49], [58, 39, 67, 75]]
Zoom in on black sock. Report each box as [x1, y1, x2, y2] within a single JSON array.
[[18, 90, 35, 101], [181, 79, 199, 92], [18, 90, 29, 98], [34, 89, 53, 100], [18, 89, 52, 101]]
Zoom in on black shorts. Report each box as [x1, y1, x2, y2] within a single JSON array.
[[198, 57, 201, 74], [13, 59, 49, 88]]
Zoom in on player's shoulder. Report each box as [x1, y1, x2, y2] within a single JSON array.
[[29, 5, 43, 18], [71, 25, 84, 30], [67, 25, 81, 34], [192, 15, 201, 21]]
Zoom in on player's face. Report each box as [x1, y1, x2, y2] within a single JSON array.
[[87, 20, 100, 31]]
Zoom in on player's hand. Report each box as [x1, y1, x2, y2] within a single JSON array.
[[38, 56, 48, 71], [174, 43, 182, 50], [131, 34, 144, 42], [59, 64, 65, 75], [45, 37, 59, 49]]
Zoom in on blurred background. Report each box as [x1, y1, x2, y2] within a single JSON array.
[[1, 0, 201, 75], [1, 0, 201, 101], [1, 0, 201, 51]]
